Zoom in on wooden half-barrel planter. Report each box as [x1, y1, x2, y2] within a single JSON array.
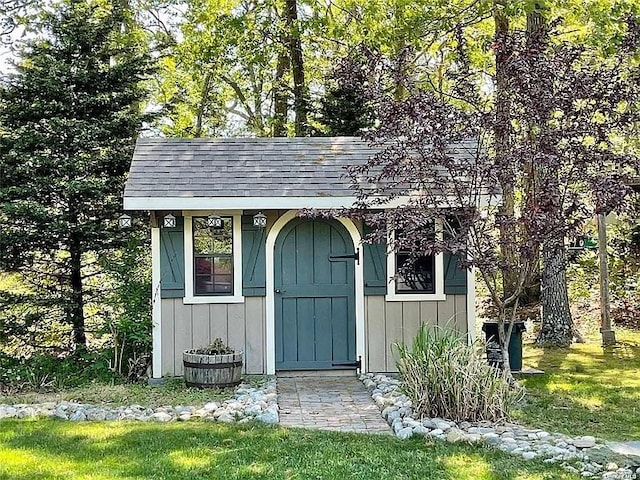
[[183, 350, 243, 388]]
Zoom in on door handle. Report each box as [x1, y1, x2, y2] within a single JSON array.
[[275, 289, 285, 293]]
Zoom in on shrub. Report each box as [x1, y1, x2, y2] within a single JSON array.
[[0, 351, 117, 393], [189, 338, 235, 355], [395, 325, 524, 422], [100, 236, 152, 381]]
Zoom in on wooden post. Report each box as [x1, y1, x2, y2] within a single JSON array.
[[597, 213, 616, 346]]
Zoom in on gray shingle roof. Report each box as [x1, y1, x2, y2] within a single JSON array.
[[123, 137, 488, 212], [124, 137, 376, 199]]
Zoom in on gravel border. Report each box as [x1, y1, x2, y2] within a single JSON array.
[[359, 373, 639, 480], [0, 378, 278, 424]]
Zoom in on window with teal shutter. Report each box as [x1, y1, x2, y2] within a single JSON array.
[[160, 216, 185, 298], [363, 221, 467, 296]]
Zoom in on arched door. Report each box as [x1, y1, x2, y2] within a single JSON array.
[[274, 218, 356, 370]]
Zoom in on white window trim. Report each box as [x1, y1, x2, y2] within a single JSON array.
[[183, 213, 244, 304], [385, 221, 446, 302]]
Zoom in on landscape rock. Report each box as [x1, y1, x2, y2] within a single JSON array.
[[151, 412, 173, 422], [412, 425, 429, 436], [69, 410, 87, 421], [0, 378, 278, 427], [256, 406, 279, 424], [86, 409, 107, 421], [216, 412, 235, 423], [446, 428, 466, 443], [202, 402, 219, 412], [358, 372, 639, 480], [574, 436, 597, 449]]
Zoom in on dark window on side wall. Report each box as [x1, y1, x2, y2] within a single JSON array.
[[193, 217, 233, 295], [395, 225, 436, 294]]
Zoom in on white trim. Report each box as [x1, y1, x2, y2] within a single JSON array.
[[183, 295, 245, 304], [264, 211, 365, 375], [466, 267, 476, 343], [182, 209, 243, 216], [151, 227, 162, 378], [385, 225, 446, 302], [183, 213, 244, 304], [123, 194, 499, 212], [126, 197, 358, 211], [336, 218, 366, 376]]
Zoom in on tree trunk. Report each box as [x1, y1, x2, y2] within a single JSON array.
[[497, 302, 517, 385], [69, 236, 87, 350], [537, 234, 573, 346], [518, 8, 545, 306], [284, 0, 307, 136], [195, 70, 212, 138], [493, 7, 519, 301], [524, 8, 574, 346], [273, 52, 289, 137]]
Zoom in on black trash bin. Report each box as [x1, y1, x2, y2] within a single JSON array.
[[481, 321, 526, 371]]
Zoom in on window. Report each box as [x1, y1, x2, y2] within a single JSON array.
[[193, 216, 233, 295], [183, 213, 243, 304], [387, 222, 445, 301], [395, 252, 435, 294]]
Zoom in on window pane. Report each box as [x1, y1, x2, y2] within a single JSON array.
[[195, 257, 213, 275], [214, 257, 233, 274], [195, 275, 215, 294], [396, 253, 435, 294], [194, 233, 212, 255], [193, 217, 232, 254], [213, 274, 233, 294], [212, 227, 232, 254]]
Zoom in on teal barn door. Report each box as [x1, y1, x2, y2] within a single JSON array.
[[275, 218, 356, 370]]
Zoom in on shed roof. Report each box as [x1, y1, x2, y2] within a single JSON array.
[[125, 137, 375, 200], [123, 137, 480, 211]]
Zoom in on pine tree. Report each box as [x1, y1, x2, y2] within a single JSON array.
[[319, 58, 374, 136], [0, 0, 153, 352]]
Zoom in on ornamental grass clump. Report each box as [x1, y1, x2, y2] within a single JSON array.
[[395, 325, 524, 423]]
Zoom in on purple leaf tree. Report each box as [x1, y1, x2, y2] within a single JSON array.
[[332, 16, 640, 372]]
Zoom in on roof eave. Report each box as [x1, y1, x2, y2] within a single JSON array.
[[123, 194, 499, 212], [122, 196, 360, 211]]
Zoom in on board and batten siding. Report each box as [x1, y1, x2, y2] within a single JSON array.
[[156, 211, 471, 376], [365, 295, 468, 373], [160, 297, 266, 376]]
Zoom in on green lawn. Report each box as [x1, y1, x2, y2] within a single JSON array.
[[0, 378, 245, 408], [515, 329, 640, 441], [0, 420, 578, 480]]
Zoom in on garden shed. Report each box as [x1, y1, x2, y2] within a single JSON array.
[[123, 137, 475, 378]]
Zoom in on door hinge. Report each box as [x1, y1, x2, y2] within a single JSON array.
[[328, 251, 359, 263], [332, 356, 362, 373]]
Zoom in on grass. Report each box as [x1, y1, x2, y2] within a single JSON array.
[[0, 419, 579, 480], [0, 378, 244, 408], [514, 328, 640, 441]]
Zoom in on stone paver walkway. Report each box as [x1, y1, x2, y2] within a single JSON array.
[[277, 375, 391, 434]]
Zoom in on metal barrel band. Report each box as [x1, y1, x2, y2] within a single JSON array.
[[183, 360, 242, 369]]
